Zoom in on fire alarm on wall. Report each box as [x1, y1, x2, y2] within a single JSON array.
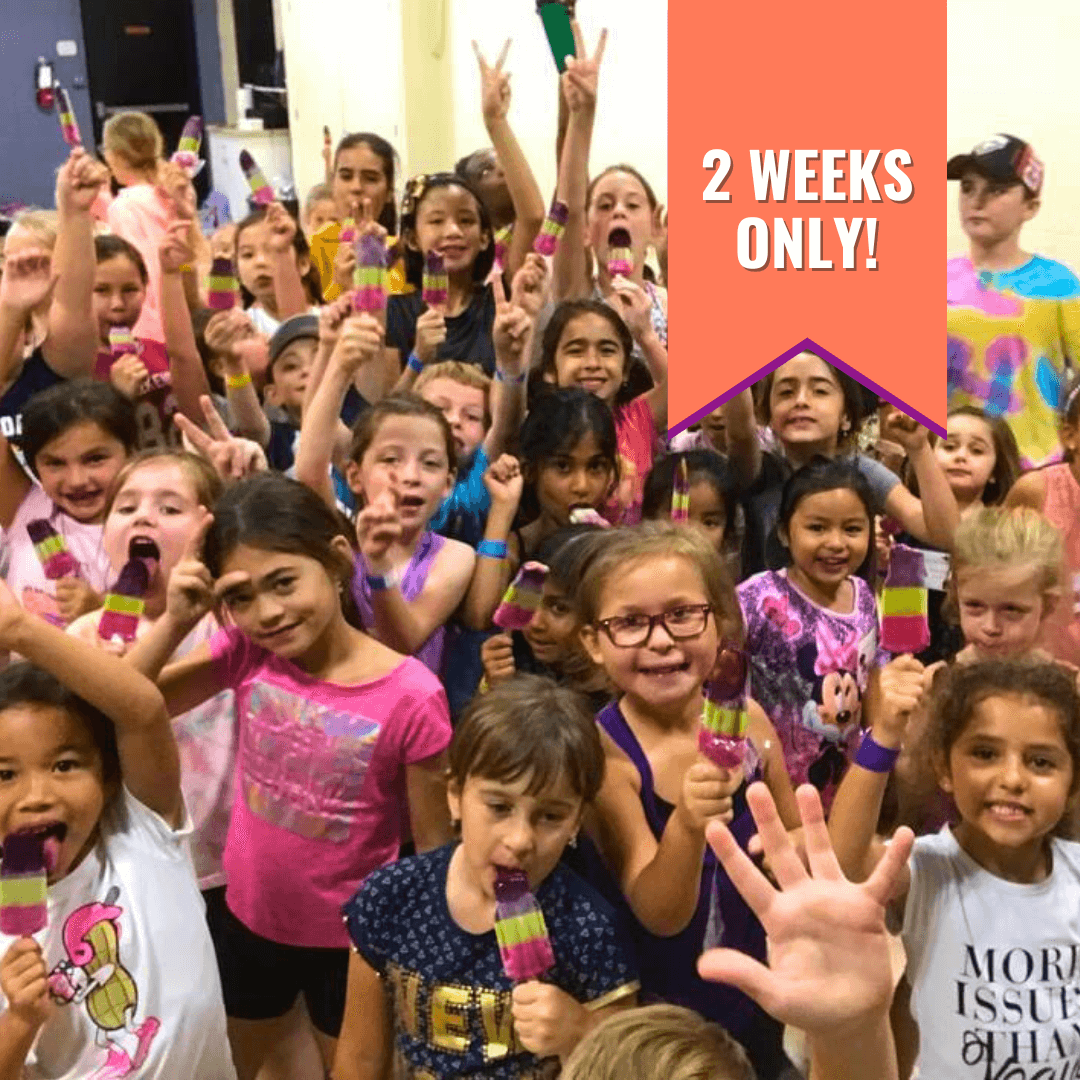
[[35, 57, 55, 109]]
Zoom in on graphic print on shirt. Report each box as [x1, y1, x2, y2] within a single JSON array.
[[46, 887, 161, 1078], [243, 682, 381, 842], [19, 585, 65, 628]]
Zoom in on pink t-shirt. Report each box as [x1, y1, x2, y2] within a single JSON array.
[[1, 485, 111, 628], [210, 626, 452, 948], [604, 395, 659, 525], [94, 339, 180, 449], [106, 185, 172, 345], [1040, 463, 1080, 666]]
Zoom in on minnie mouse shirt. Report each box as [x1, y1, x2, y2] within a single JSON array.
[[737, 569, 881, 807]]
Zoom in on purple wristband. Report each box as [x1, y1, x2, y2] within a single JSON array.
[[855, 732, 901, 773]]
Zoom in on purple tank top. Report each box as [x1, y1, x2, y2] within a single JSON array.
[[352, 531, 447, 675]]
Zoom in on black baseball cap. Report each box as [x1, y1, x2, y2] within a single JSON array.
[[268, 314, 319, 370], [947, 135, 1044, 196]]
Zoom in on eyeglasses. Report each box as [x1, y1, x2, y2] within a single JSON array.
[[595, 604, 713, 648]]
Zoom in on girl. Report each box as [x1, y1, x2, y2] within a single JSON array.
[[539, 295, 666, 524], [0, 581, 234, 1076], [302, 182, 337, 242], [670, 405, 727, 455], [737, 460, 880, 803], [516, 387, 619, 557], [579, 523, 799, 1080], [0, 380, 136, 627], [125, 471, 453, 1078], [641, 450, 739, 557], [830, 657, 1080, 1079], [480, 526, 611, 711], [334, 674, 640, 1078], [724, 354, 960, 577], [1006, 374, 1080, 666]]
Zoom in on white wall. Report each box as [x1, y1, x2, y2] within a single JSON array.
[[279, 0, 666, 213], [948, 0, 1080, 265]]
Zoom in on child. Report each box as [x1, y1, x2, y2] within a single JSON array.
[[302, 182, 337, 242], [516, 388, 619, 557], [579, 523, 799, 1080], [125, 471, 453, 1077], [1006, 374, 1080, 666], [641, 450, 738, 557], [670, 405, 727, 455], [737, 460, 880, 803], [539, 295, 666, 524], [0, 583, 234, 1077], [0, 380, 137, 626], [334, 674, 640, 1078], [723, 355, 959, 577], [947, 135, 1080, 468], [830, 657, 1080, 1078]]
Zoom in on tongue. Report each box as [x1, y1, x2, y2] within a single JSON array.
[[43, 836, 61, 872]]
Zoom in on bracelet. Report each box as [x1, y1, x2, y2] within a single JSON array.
[[365, 569, 400, 592], [494, 367, 528, 385], [477, 539, 508, 559], [855, 731, 901, 773], [407, 352, 424, 374], [178, 263, 193, 274], [225, 371, 252, 390]]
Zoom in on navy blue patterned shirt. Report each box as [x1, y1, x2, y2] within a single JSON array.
[[342, 843, 639, 1078]]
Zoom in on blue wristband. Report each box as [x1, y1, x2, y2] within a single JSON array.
[[365, 569, 400, 592], [494, 367, 527, 385], [855, 731, 901, 773], [477, 540, 508, 559], [407, 352, 424, 374]]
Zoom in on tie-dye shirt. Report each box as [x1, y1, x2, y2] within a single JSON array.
[[210, 626, 452, 948], [947, 254, 1080, 467]]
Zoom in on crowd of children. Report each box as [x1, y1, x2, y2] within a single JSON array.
[[1, 13, 1079, 1076]]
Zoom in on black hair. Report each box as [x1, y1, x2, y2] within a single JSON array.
[[641, 450, 738, 538], [21, 380, 138, 476], [535, 525, 608, 592], [399, 173, 495, 287], [0, 663, 121, 796], [234, 207, 322, 307], [93, 234, 148, 285], [333, 133, 399, 235]]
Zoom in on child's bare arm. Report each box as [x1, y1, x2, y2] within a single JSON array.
[[331, 952, 391, 1080], [406, 751, 453, 852], [265, 202, 309, 322], [0, 433, 32, 530], [205, 311, 271, 445], [483, 263, 537, 460], [1004, 468, 1047, 511], [460, 458, 521, 630], [722, 388, 762, 489]]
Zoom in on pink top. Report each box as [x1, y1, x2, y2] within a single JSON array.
[[106, 184, 172, 344], [94, 338, 180, 449], [210, 626, 452, 948], [1, 485, 111, 628], [1040, 463, 1080, 666], [605, 395, 658, 525]]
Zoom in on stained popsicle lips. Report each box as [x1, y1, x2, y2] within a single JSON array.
[[4, 822, 66, 873]]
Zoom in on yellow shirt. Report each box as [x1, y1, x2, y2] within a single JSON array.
[[308, 221, 411, 303]]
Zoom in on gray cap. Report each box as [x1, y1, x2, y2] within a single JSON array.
[[268, 313, 319, 368]]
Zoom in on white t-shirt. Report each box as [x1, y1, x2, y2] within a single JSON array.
[[0, 790, 236, 1079], [247, 304, 321, 338], [902, 827, 1080, 1078]]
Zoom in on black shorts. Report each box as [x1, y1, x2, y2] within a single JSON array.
[[203, 886, 350, 1037]]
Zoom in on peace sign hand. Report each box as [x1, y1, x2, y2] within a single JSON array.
[[561, 21, 607, 113], [510, 253, 549, 319], [492, 272, 532, 376], [473, 39, 512, 126], [176, 396, 269, 482], [164, 506, 216, 629], [0, 249, 56, 314]]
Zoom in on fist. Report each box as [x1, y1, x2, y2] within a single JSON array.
[[109, 354, 150, 400], [54, 578, 100, 624], [482, 454, 523, 508], [414, 306, 447, 365], [481, 632, 516, 685], [872, 655, 925, 744], [0, 937, 50, 1031], [679, 759, 743, 833], [511, 982, 585, 1061]]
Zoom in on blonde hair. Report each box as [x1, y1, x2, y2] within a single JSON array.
[[8, 210, 60, 252], [414, 361, 492, 425], [106, 450, 224, 515], [579, 521, 743, 644], [561, 1005, 753, 1080], [102, 112, 164, 173]]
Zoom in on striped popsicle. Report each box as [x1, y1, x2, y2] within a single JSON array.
[[493, 223, 513, 273], [0, 831, 50, 936], [533, 198, 569, 257], [493, 867, 554, 982], [352, 234, 388, 313], [55, 86, 81, 147], [109, 326, 137, 359], [171, 116, 204, 176], [25, 520, 80, 581], [606, 227, 633, 278], [671, 457, 691, 524], [208, 257, 238, 310], [239, 150, 274, 206], [492, 562, 547, 630], [698, 646, 750, 769], [880, 544, 930, 654], [98, 558, 151, 645], [422, 251, 448, 309]]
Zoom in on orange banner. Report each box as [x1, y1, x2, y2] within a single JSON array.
[[668, 2, 946, 436]]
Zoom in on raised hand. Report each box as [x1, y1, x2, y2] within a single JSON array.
[[482, 453, 524, 511], [156, 159, 197, 220], [56, 148, 109, 215], [868, 655, 925, 745], [510, 253, 549, 319], [164, 507, 216, 628], [473, 39, 513, 126], [481, 631, 516, 685], [176, 396, 268, 481], [331, 313, 383, 376], [205, 309, 259, 362], [356, 490, 402, 572], [677, 759, 743, 832], [0, 249, 56, 314], [512, 982, 587, 1061], [109, 353, 150, 400], [414, 306, 447, 365], [159, 218, 196, 275], [881, 407, 928, 454], [265, 201, 298, 253], [0, 937, 51, 1032], [699, 783, 912, 1040], [608, 277, 651, 341], [561, 21, 607, 113], [492, 273, 532, 375], [318, 293, 355, 350], [54, 578, 101, 625]]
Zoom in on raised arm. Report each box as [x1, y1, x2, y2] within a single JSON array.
[[611, 278, 667, 432], [483, 262, 535, 458], [265, 202, 309, 322], [0, 432, 32, 530], [0, 250, 55, 393], [721, 388, 762, 489], [204, 310, 270, 445]]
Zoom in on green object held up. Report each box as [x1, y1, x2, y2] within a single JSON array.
[[538, 1, 576, 73]]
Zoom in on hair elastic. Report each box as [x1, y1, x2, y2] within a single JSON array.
[[477, 540, 508, 559], [407, 352, 424, 374]]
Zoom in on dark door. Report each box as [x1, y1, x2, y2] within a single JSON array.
[[79, 0, 203, 166]]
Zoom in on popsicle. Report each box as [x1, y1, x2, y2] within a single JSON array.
[[208, 257, 239, 310], [880, 544, 930, 654], [352, 233, 388, 313], [55, 86, 81, 147], [171, 116, 204, 176], [422, 251, 448, 309], [98, 558, 151, 646], [493, 867, 555, 982], [0, 830, 51, 936], [533, 198, 569, 257], [239, 150, 274, 206], [492, 562, 548, 630], [698, 645, 750, 770], [493, 224, 514, 272], [109, 326, 137, 359], [25, 520, 80, 581], [339, 217, 357, 246], [606, 227, 633, 278], [671, 457, 690, 524], [568, 507, 610, 529]]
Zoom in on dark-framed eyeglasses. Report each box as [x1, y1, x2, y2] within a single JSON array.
[[595, 604, 713, 648]]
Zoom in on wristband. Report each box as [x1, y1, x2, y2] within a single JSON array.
[[477, 539, 508, 559], [855, 731, 901, 773], [407, 352, 424, 374], [365, 569, 400, 592], [178, 263, 193, 274], [494, 367, 528, 385], [225, 371, 252, 390]]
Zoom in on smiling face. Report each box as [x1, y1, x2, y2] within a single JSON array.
[[958, 171, 1037, 248], [92, 255, 146, 347], [587, 169, 655, 270], [412, 185, 491, 277], [767, 354, 849, 456], [332, 143, 391, 222], [448, 769, 584, 897], [553, 313, 626, 405], [418, 377, 487, 462], [34, 421, 129, 524], [534, 431, 614, 526], [582, 554, 718, 714], [0, 704, 109, 884], [955, 564, 1049, 660], [304, 198, 338, 240], [944, 693, 1074, 880], [523, 579, 580, 666], [936, 413, 997, 506], [782, 487, 870, 599]]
